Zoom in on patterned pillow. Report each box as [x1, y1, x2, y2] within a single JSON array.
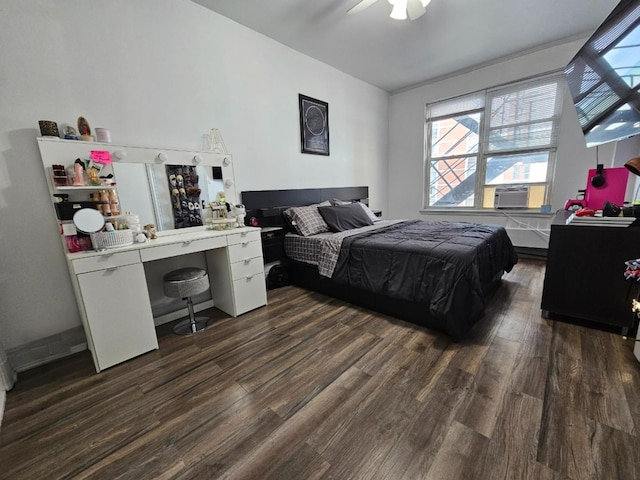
[[284, 201, 331, 236]]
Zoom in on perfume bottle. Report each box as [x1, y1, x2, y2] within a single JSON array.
[[108, 190, 120, 216]]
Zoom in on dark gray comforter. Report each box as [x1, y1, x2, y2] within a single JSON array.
[[331, 220, 518, 339]]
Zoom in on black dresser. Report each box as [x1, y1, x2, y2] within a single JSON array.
[[541, 211, 640, 333]]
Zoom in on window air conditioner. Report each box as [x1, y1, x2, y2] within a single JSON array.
[[494, 185, 529, 209]]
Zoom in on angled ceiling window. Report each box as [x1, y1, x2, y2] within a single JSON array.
[[564, 0, 640, 147], [425, 73, 563, 209]]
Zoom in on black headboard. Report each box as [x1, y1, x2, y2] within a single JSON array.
[[241, 186, 369, 227]]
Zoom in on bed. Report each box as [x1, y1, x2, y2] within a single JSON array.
[[242, 187, 518, 340]]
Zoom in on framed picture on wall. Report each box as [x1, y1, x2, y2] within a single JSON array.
[[299, 94, 329, 155]]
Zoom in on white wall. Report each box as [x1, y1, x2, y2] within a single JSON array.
[[0, 0, 389, 351], [388, 39, 640, 246]]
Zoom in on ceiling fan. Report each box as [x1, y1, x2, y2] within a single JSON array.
[[347, 0, 432, 20]]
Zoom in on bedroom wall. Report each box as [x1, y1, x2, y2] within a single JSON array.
[[0, 0, 389, 360], [388, 39, 640, 248]]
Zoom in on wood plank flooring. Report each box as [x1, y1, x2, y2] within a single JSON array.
[[2, 259, 640, 479]]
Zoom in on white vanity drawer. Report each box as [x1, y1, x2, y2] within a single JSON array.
[[233, 272, 267, 315], [230, 256, 264, 281], [227, 230, 260, 245], [140, 236, 226, 262], [228, 239, 263, 263], [71, 250, 141, 274]]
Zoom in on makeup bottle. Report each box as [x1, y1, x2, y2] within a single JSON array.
[[108, 190, 120, 216], [99, 190, 110, 216]]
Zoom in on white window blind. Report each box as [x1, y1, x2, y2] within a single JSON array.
[[427, 92, 484, 119], [424, 72, 564, 209], [484, 75, 563, 154]]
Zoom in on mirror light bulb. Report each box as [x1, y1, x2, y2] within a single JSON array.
[[113, 150, 127, 160]]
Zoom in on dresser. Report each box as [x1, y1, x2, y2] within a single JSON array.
[[541, 211, 640, 334]]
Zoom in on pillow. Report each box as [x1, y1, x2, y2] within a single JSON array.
[[281, 208, 298, 233], [357, 202, 380, 223], [317, 203, 374, 232], [331, 198, 379, 222], [284, 201, 331, 236]]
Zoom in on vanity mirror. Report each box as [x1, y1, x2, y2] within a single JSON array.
[[113, 163, 225, 231], [37, 138, 238, 237]]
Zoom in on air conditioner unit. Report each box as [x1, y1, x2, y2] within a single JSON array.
[[494, 185, 529, 209]]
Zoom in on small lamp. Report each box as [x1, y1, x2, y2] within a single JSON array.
[[625, 157, 640, 176]]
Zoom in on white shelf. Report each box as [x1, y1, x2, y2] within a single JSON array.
[[55, 185, 117, 191]]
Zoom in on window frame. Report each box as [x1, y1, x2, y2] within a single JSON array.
[[423, 72, 564, 210]]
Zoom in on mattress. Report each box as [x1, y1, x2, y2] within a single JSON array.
[[329, 219, 518, 339]]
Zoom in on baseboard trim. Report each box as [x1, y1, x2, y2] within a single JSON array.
[[514, 246, 548, 260], [8, 301, 216, 372], [7, 326, 88, 373]]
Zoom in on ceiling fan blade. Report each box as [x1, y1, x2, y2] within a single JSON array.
[[347, 0, 379, 15], [407, 0, 426, 20]]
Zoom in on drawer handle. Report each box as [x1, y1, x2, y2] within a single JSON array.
[[241, 232, 248, 237], [244, 259, 252, 265], [105, 267, 119, 273], [241, 241, 249, 247], [246, 274, 254, 281], [183, 240, 192, 246]]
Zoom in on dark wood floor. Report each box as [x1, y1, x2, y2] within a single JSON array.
[[2, 259, 639, 479]]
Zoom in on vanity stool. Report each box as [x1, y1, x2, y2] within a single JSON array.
[[163, 267, 212, 335]]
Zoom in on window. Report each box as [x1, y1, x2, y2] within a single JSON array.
[[424, 74, 564, 209]]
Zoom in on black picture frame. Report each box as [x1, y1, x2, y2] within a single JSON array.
[[299, 94, 329, 155]]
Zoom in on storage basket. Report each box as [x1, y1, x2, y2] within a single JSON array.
[[90, 229, 134, 250], [205, 218, 237, 231]]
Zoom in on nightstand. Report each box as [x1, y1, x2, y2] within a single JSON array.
[[261, 227, 285, 264]]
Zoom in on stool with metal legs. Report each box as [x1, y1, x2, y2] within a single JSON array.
[[163, 267, 212, 335]]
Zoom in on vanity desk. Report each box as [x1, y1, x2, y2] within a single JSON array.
[[37, 137, 267, 372], [66, 227, 266, 372]]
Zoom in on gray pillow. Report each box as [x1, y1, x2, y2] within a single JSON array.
[[357, 203, 379, 222], [331, 199, 378, 221], [318, 203, 374, 232]]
